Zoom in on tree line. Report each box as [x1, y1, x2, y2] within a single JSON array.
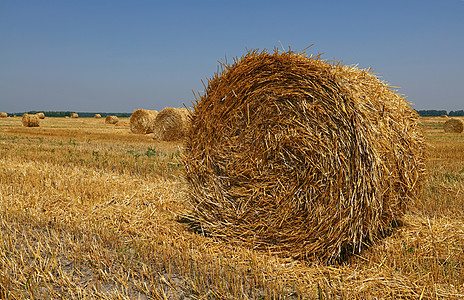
[[416, 110, 464, 117], [12, 111, 132, 118]]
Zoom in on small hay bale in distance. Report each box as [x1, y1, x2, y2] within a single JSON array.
[[440, 115, 448, 118], [36, 112, 45, 119], [70, 113, 78, 118], [153, 107, 191, 141], [22, 113, 40, 127], [129, 109, 158, 134], [105, 115, 119, 124], [0, 112, 7, 118], [183, 49, 426, 263], [444, 118, 464, 133], [94, 114, 102, 118]]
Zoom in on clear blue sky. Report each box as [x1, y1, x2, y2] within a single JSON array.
[[1, 0, 463, 113]]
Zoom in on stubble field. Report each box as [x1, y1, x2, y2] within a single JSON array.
[[0, 116, 463, 299]]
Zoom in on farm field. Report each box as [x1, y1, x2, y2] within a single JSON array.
[[0, 116, 463, 299]]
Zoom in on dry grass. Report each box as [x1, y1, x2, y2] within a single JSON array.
[[0, 116, 463, 299]]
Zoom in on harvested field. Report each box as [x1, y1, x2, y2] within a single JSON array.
[[0, 116, 463, 299]]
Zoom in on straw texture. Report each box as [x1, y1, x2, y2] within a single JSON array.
[[443, 118, 463, 133], [153, 107, 191, 141], [182, 49, 426, 263], [105, 115, 119, 124], [22, 113, 40, 127], [129, 109, 158, 134]]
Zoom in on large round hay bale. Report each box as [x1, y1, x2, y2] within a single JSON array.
[[94, 114, 102, 118], [153, 107, 191, 141], [36, 112, 45, 119], [105, 115, 119, 124], [444, 118, 463, 133], [129, 109, 158, 134], [22, 113, 40, 127], [182, 50, 426, 263], [0, 112, 7, 118], [71, 113, 78, 118]]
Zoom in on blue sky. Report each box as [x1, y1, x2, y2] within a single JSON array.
[[1, 0, 463, 113]]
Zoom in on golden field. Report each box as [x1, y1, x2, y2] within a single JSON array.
[[0, 116, 463, 299]]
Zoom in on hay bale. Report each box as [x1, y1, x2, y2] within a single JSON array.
[[105, 115, 119, 124], [64, 116, 69, 118], [115, 121, 129, 128], [71, 113, 78, 118], [182, 49, 426, 263], [153, 107, 191, 141], [444, 118, 463, 133], [129, 109, 159, 134], [94, 114, 102, 118], [36, 112, 45, 119], [0, 112, 7, 118], [21, 113, 40, 127], [440, 115, 448, 118]]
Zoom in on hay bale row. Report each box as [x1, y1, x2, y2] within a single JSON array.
[[105, 115, 119, 124], [182, 49, 426, 263], [444, 118, 464, 133], [129, 109, 158, 134], [71, 113, 78, 118], [0, 112, 7, 118], [153, 107, 191, 141], [22, 113, 40, 127]]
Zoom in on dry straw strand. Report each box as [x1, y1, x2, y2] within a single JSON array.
[[443, 118, 463, 133], [182, 49, 426, 263], [153, 107, 191, 141], [0, 112, 7, 118], [22, 113, 40, 127], [129, 109, 158, 134], [105, 115, 119, 124]]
